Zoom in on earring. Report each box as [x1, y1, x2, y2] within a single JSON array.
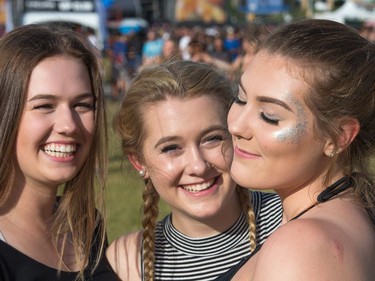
[[206, 161, 215, 168], [327, 151, 336, 157], [139, 169, 145, 177]]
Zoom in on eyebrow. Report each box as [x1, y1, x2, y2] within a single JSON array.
[[28, 92, 94, 102], [257, 96, 293, 112], [154, 124, 227, 149], [239, 79, 293, 112]]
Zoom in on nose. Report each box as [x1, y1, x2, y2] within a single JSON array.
[[185, 147, 209, 176], [228, 104, 252, 140], [54, 106, 79, 135]]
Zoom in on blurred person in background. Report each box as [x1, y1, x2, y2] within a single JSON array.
[[141, 29, 164, 68], [223, 27, 241, 62]]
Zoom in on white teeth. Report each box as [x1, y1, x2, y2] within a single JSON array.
[[43, 144, 76, 158], [182, 179, 215, 193]]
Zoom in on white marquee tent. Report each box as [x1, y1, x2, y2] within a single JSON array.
[[314, 0, 375, 23]]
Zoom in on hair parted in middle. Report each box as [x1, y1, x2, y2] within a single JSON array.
[[0, 22, 108, 279]]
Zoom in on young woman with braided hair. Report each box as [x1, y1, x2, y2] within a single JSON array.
[[106, 60, 282, 280]]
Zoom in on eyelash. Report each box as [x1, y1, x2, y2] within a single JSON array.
[[160, 133, 227, 154], [233, 96, 246, 106], [161, 144, 180, 154], [33, 104, 54, 110], [260, 112, 279, 126], [32, 103, 94, 111], [203, 134, 226, 144], [75, 103, 95, 110]]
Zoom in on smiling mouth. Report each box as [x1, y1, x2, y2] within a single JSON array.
[[181, 178, 216, 193], [42, 143, 77, 158]]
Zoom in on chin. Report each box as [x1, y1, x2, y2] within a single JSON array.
[[230, 167, 252, 188]]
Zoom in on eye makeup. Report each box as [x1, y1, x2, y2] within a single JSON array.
[[273, 95, 308, 144]]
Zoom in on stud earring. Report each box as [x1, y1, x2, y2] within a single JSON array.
[[327, 150, 337, 157], [139, 169, 145, 177], [206, 161, 215, 169]]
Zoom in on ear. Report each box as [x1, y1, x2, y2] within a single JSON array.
[[324, 118, 360, 156], [128, 153, 149, 178]]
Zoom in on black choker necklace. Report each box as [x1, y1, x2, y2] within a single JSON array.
[[290, 175, 354, 221]]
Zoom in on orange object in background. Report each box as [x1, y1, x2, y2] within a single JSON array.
[[175, 0, 227, 23]]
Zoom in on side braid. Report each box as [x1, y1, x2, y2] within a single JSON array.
[[141, 179, 160, 281], [236, 186, 257, 251]]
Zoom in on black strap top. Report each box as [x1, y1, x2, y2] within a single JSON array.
[[213, 174, 355, 281]]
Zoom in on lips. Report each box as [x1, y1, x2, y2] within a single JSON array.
[[181, 178, 216, 193], [234, 145, 261, 159], [42, 143, 77, 158]]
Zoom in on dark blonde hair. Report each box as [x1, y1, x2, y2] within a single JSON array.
[[0, 23, 108, 279], [261, 19, 375, 218], [113, 60, 257, 280]]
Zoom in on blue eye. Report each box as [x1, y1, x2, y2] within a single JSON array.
[[260, 112, 279, 126], [160, 144, 180, 154]]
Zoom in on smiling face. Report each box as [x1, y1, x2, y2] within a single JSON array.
[[228, 51, 330, 198], [137, 95, 239, 226], [15, 56, 94, 190]]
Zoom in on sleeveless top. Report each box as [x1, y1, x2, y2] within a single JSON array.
[[148, 191, 282, 281], [0, 224, 119, 281]]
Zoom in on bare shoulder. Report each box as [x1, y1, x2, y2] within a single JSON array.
[[252, 216, 375, 281], [106, 231, 143, 280]]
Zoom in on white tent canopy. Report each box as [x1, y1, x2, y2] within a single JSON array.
[[23, 12, 101, 31], [314, 0, 375, 23], [22, 9, 107, 50]]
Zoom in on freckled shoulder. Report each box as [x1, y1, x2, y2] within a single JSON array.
[[252, 218, 358, 281], [106, 231, 143, 281]]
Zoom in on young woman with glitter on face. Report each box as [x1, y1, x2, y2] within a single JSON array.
[[0, 23, 118, 281], [106, 60, 283, 281], [225, 19, 375, 281]]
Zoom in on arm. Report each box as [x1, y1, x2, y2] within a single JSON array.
[[106, 231, 143, 281]]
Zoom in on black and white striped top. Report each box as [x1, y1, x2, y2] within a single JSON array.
[[150, 191, 282, 281]]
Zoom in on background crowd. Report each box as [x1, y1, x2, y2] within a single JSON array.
[[102, 20, 375, 100]]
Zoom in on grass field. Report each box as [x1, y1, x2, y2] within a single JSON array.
[[105, 99, 170, 242]]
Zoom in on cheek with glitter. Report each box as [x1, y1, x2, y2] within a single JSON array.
[[273, 94, 308, 144], [273, 122, 307, 144]]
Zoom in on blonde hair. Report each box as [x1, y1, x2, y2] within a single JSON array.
[[113, 60, 256, 280]]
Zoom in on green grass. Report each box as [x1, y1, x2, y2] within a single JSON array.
[[105, 99, 170, 242]]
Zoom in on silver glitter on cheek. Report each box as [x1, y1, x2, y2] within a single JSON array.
[[273, 122, 307, 144], [273, 95, 308, 144]]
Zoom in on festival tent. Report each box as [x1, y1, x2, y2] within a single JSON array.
[[314, 0, 375, 23]]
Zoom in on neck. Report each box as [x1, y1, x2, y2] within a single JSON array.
[[171, 197, 242, 237], [0, 181, 57, 223], [282, 173, 352, 222]]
